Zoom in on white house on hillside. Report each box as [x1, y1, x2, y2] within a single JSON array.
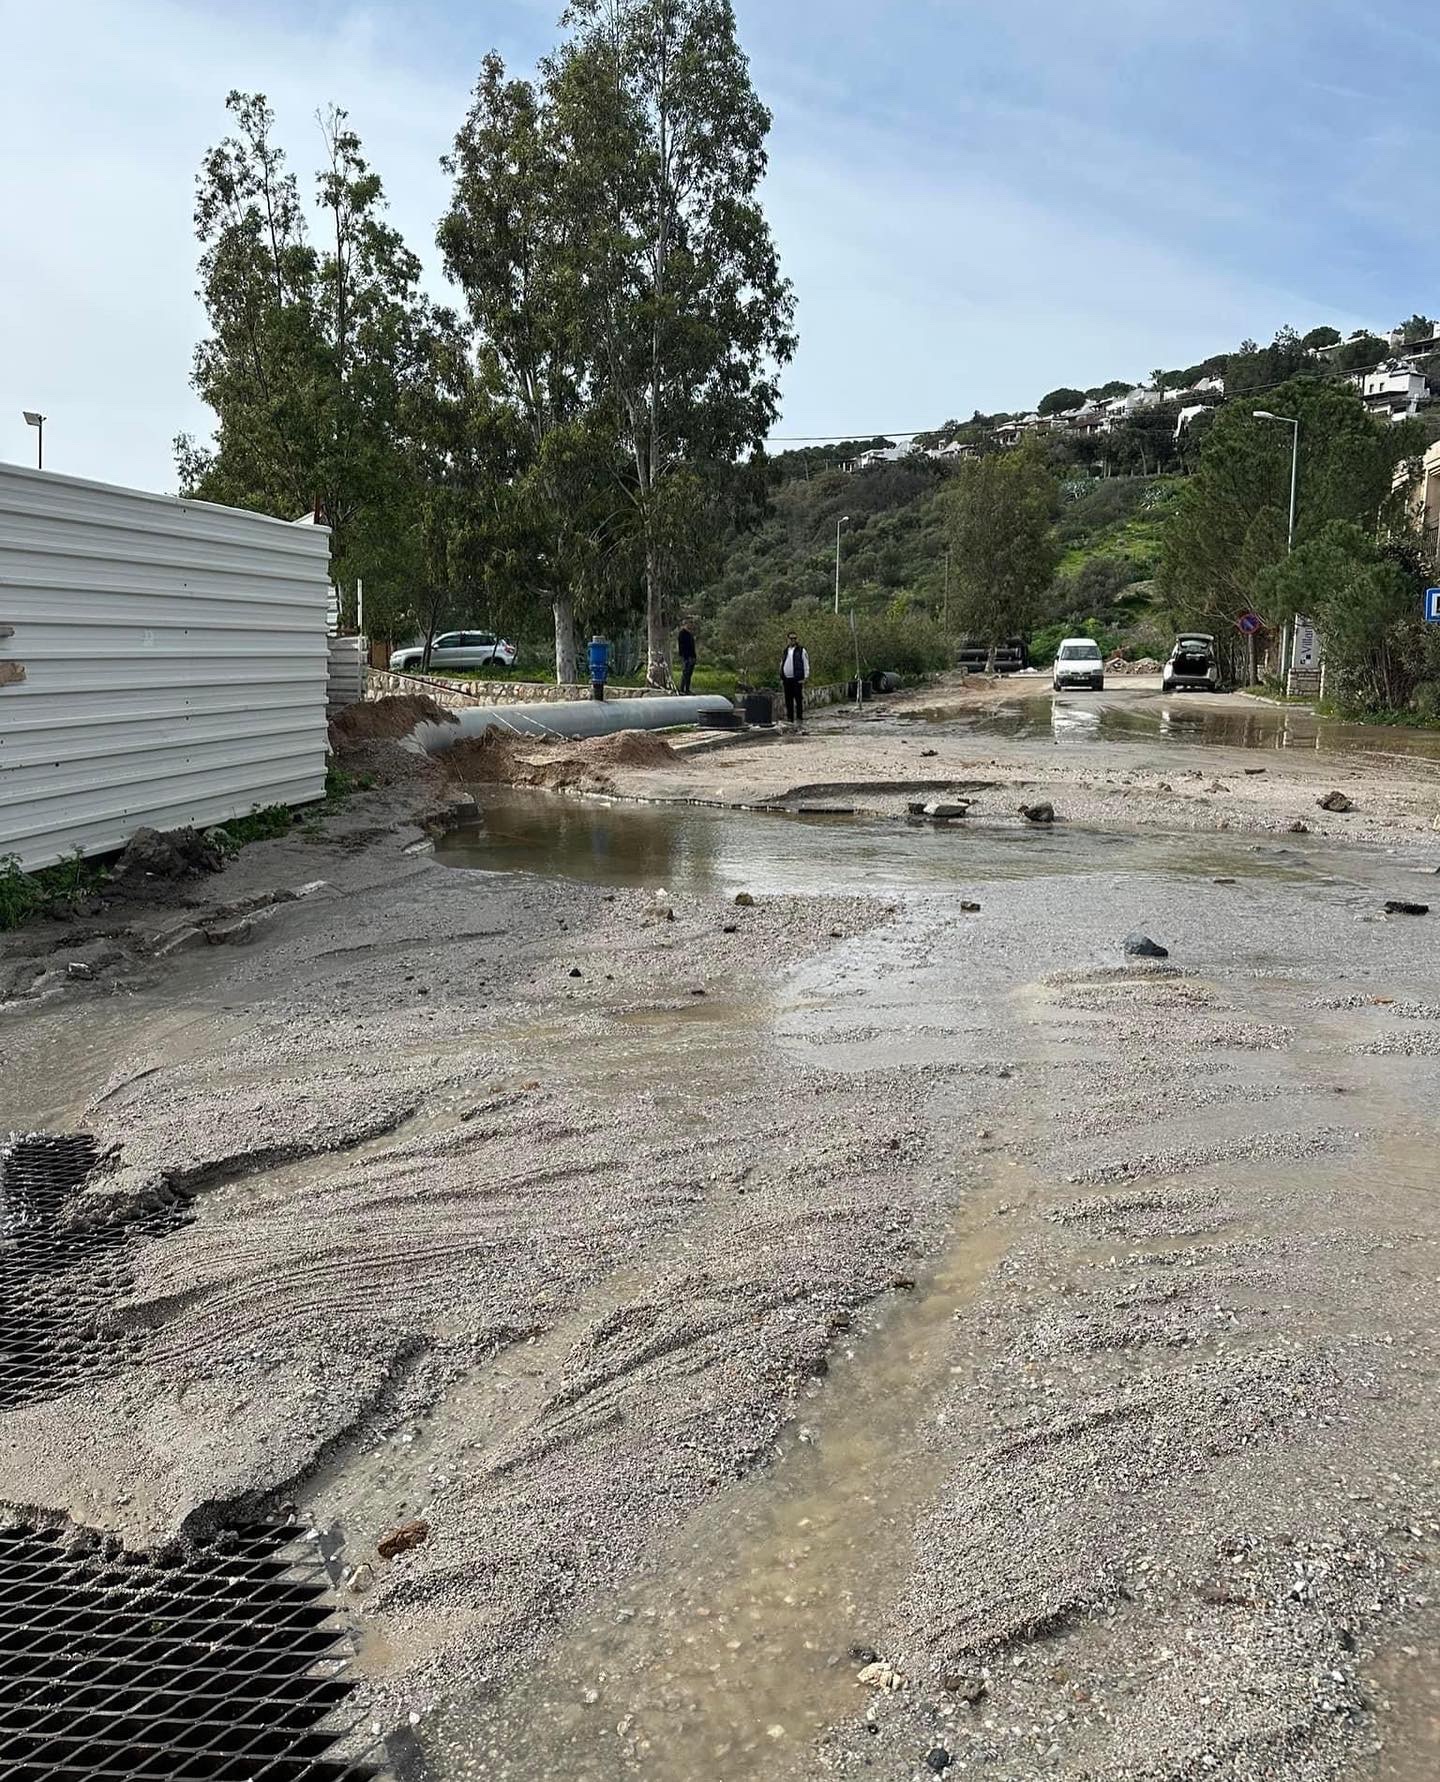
[[1360, 360, 1432, 420]]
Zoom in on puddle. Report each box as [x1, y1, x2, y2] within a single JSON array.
[[436, 789, 1333, 900], [934, 694, 1440, 763], [416, 1176, 1028, 1781]]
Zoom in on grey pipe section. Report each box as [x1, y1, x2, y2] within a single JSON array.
[[410, 695, 734, 754]]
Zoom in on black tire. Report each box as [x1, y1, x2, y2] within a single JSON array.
[[1093, 677, 1104, 691]]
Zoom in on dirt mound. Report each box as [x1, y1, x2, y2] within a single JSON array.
[[441, 726, 681, 794], [1105, 655, 1163, 675], [329, 695, 457, 747]]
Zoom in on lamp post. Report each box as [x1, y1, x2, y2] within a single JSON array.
[[834, 515, 850, 615], [1253, 409, 1300, 688], [1253, 410, 1299, 554], [22, 411, 45, 470]]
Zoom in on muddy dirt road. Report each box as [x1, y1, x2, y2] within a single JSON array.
[[3, 680, 1439, 1780]]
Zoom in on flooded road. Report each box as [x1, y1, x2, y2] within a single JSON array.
[[903, 684, 1440, 764], [435, 787, 1391, 900]]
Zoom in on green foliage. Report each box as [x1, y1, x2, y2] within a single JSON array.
[[944, 441, 1061, 648], [177, 93, 447, 614], [1255, 523, 1440, 717], [547, 0, 797, 683], [1301, 325, 1341, 350], [1037, 387, 1085, 417], [1334, 331, 1390, 373], [1223, 325, 1308, 398], [0, 851, 107, 933], [1397, 313, 1435, 346], [730, 603, 946, 689], [1158, 379, 1424, 666]]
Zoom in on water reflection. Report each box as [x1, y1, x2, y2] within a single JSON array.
[[437, 789, 1323, 898], [971, 694, 1440, 760]]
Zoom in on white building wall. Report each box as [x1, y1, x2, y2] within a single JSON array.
[[0, 463, 331, 872]]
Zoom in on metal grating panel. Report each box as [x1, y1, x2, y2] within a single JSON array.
[[0, 1133, 191, 1412], [0, 1521, 382, 1780], [0, 464, 332, 872]]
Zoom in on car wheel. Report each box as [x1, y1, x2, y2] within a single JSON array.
[[1094, 678, 1104, 691]]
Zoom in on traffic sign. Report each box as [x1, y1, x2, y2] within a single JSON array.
[[1237, 611, 1263, 636], [1425, 588, 1440, 624]]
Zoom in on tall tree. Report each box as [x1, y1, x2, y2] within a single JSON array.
[[440, 54, 621, 682], [945, 440, 1060, 660], [178, 91, 441, 613], [1158, 378, 1423, 658], [547, 0, 796, 685]]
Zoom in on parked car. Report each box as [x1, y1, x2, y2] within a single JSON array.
[[1162, 633, 1219, 693], [389, 631, 517, 673], [1052, 637, 1105, 691]]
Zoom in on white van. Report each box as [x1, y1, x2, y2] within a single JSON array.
[[1052, 638, 1105, 692]]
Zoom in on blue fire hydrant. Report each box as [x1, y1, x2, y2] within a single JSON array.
[[588, 636, 610, 701]]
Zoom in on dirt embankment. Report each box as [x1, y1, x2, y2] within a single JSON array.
[[441, 727, 682, 793]]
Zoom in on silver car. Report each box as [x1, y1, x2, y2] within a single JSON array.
[[390, 631, 518, 673], [1162, 634, 1219, 692]]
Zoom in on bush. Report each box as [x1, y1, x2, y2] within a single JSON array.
[[734, 602, 947, 688]]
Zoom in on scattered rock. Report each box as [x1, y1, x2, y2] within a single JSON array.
[[65, 961, 95, 982], [960, 901, 981, 913], [941, 1669, 987, 1704], [722, 923, 738, 934], [1243, 766, 1266, 775], [1124, 932, 1170, 959], [1019, 802, 1055, 824], [377, 1520, 430, 1560], [925, 1751, 953, 1774], [1317, 791, 1354, 813], [920, 748, 938, 757], [1384, 900, 1430, 916], [921, 801, 970, 821], [1212, 877, 1237, 885], [734, 892, 755, 907], [856, 1660, 904, 1692], [568, 967, 583, 978], [690, 988, 708, 996], [1289, 820, 1309, 834], [850, 1644, 879, 1665], [830, 927, 845, 938], [205, 918, 254, 947]]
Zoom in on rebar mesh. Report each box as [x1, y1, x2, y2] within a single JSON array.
[[0, 1132, 190, 1411], [0, 1521, 382, 1780]]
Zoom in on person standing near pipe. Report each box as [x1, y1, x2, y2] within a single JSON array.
[[780, 631, 809, 725], [677, 618, 698, 695]]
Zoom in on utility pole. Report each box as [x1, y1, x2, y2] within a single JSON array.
[[834, 515, 850, 615], [943, 547, 951, 635]]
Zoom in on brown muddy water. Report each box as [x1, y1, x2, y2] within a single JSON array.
[[435, 788, 1364, 901], [917, 692, 1440, 761]]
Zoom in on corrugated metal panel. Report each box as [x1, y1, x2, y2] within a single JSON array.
[[326, 635, 365, 712], [0, 463, 331, 872]]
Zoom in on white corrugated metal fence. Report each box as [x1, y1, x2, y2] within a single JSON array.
[[0, 464, 332, 872]]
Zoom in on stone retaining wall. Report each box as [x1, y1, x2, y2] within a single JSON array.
[[364, 667, 649, 708]]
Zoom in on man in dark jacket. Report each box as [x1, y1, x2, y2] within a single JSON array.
[[677, 619, 697, 694], [780, 631, 810, 724]]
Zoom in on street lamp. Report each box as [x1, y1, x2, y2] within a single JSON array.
[[22, 411, 45, 470], [833, 515, 851, 615], [1253, 410, 1299, 553]]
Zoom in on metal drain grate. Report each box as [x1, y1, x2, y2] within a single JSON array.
[[0, 1132, 191, 1412], [0, 1520, 384, 1780]]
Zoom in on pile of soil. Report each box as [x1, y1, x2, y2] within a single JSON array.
[[1105, 655, 1163, 675], [329, 695, 457, 748], [442, 727, 681, 794]]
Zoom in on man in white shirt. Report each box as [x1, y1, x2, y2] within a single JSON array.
[[780, 631, 810, 724]]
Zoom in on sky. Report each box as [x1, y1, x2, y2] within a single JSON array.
[[3, 0, 1439, 491]]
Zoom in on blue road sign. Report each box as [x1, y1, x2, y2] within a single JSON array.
[[1426, 588, 1440, 624], [1238, 611, 1263, 636]]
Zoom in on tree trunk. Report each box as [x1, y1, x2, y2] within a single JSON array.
[[553, 592, 578, 686], [644, 535, 670, 688]]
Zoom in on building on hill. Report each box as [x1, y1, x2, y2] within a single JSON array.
[[1359, 360, 1433, 421], [1174, 404, 1214, 437]]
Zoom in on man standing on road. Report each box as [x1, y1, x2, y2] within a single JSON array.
[[677, 618, 698, 695], [780, 631, 810, 725]]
